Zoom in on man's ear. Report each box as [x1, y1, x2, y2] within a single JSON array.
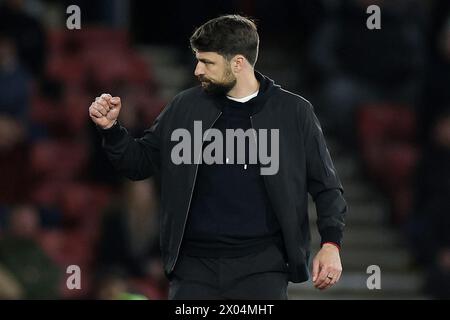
[[232, 55, 245, 72]]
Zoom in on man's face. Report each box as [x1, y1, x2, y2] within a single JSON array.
[[194, 51, 236, 95]]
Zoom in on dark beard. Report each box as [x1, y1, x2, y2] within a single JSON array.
[[198, 76, 236, 96]]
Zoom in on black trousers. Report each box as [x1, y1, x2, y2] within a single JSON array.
[[168, 243, 289, 300]]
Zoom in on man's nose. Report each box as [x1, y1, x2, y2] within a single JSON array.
[[194, 62, 204, 77]]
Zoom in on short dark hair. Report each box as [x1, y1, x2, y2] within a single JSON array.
[[190, 14, 259, 67]]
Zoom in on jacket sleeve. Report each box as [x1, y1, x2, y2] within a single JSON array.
[[99, 102, 171, 181], [300, 101, 347, 248]]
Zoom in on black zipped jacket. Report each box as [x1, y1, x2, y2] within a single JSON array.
[[100, 71, 347, 283]]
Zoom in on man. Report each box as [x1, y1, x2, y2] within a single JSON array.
[[89, 15, 347, 300]]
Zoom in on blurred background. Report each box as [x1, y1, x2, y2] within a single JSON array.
[[0, 0, 449, 300]]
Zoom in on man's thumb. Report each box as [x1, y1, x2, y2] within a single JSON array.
[[111, 97, 120, 105]]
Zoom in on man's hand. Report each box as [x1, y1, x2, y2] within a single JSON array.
[[89, 93, 122, 129], [312, 243, 342, 290]]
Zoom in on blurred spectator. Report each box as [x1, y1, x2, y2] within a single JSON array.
[[0, 33, 31, 139], [0, 33, 32, 204], [408, 111, 450, 299], [0, 0, 47, 78], [92, 268, 149, 300], [95, 179, 167, 298], [93, 269, 129, 300], [0, 264, 23, 299], [309, 0, 426, 142], [407, 17, 450, 295], [0, 205, 61, 299], [418, 13, 450, 142]]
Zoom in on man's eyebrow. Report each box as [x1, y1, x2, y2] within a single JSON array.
[[197, 58, 214, 64]]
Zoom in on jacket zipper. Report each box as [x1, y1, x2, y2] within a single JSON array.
[[170, 111, 223, 273], [249, 115, 271, 196]]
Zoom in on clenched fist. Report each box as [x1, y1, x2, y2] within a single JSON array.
[[89, 93, 121, 129]]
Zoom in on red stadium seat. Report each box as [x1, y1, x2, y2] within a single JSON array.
[[48, 28, 129, 54], [46, 53, 86, 86], [31, 95, 59, 127], [82, 49, 153, 88], [357, 103, 420, 224], [75, 28, 129, 51], [358, 103, 416, 143], [31, 140, 88, 180]]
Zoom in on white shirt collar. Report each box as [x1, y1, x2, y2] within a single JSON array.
[[226, 90, 259, 103]]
